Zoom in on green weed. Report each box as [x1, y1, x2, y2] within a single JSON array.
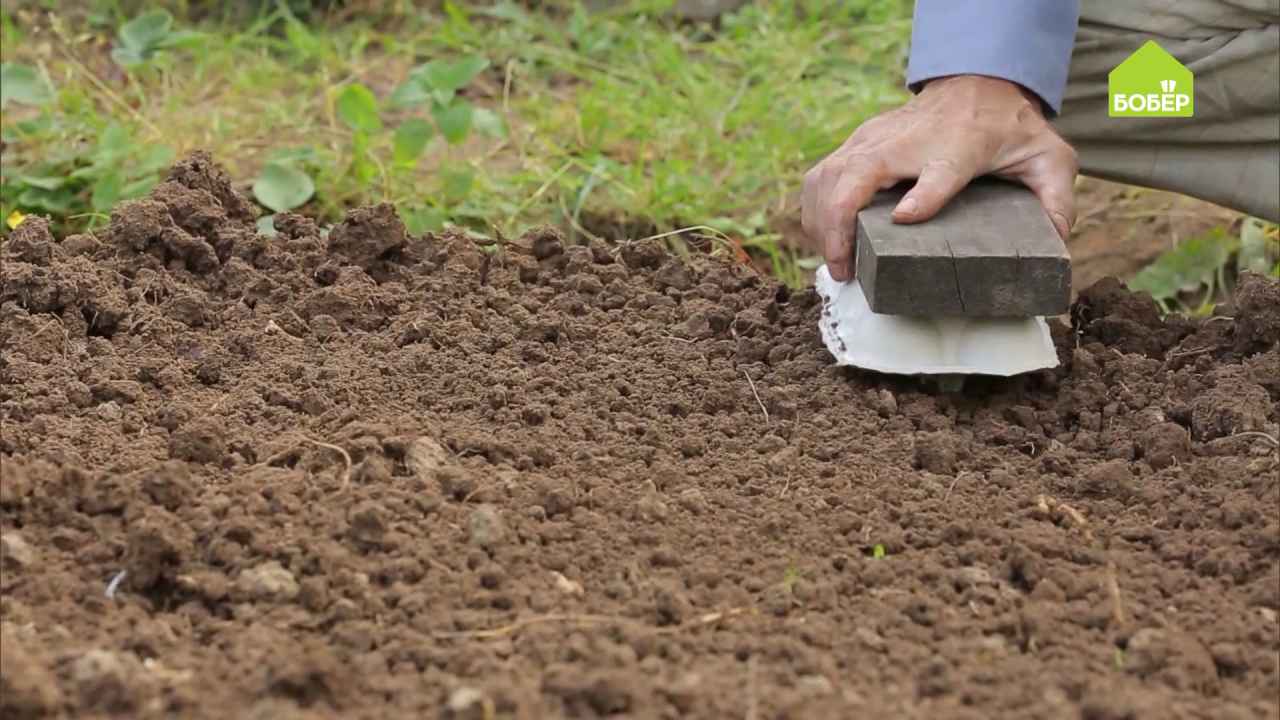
[[1129, 219, 1279, 315], [1, 61, 53, 106], [1, 49, 173, 231], [2, 1, 914, 284], [110, 9, 202, 68], [1238, 217, 1280, 278]]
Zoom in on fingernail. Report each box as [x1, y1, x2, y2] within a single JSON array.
[[895, 198, 918, 219]]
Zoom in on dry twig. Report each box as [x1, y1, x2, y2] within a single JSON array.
[[1168, 345, 1215, 359], [743, 370, 769, 424], [432, 607, 753, 641], [1106, 558, 1126, 625], [1225, 431, 1278, 447]]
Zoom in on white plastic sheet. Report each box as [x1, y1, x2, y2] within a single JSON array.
[[815, 265, 1059, 377]]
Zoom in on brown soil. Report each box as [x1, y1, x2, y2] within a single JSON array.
[[2, 153, 1278, 720]]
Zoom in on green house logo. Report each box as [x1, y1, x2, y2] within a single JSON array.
[[1109, 41, 1194, 117]]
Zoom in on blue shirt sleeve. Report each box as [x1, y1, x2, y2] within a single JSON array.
[[905, 0, 1080, 115]]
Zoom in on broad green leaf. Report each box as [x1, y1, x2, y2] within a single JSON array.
[[133, 144, 176, 177], [349, 130, 377, 183], [393, 118, 434, 166], [0, 62, 53, 106], [119, 10, 173, 52], [336, 83, 381, 132], [472, 107, 507, 138], [431, 88, 456, 106], [433, 100, 473, 145], [69, 124, 133, 180], [253, 162, 315, 213], [11, 174, 67, 191], [1238, 217, 1278, 276], [401, 204, 446, 235], [156, 29, 202, 50], [17, 187, 76, 214], [388, 78, 430, 108], [110, 46, 145, 68], [92, 172, 123, 213], [256, 214, 278, 237], [1128, 228, 1238, 305], [121, 175, 160, 201], [441, 165, 474, 202], [95, 123, 132, 162], [419, 55, 489, 92]]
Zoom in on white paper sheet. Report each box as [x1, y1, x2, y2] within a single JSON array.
[[815, 265, 1059, 377]]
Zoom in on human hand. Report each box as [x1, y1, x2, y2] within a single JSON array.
[[802, 75, 1078, 281]]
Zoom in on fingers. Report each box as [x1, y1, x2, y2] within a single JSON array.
[[891, 156, 974, 224], [803, 153, 895, 281], [802, 75, 1077, 281], [1010, 140, 1078, 239]]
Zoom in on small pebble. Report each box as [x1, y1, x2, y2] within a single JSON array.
[[875, 389, 898, 417], [445, 686, 492, 720], [0, 532, 36, 568], [468, 505, 507, 548], [236, 561, 299, 602], [552, 571, 584, 597]]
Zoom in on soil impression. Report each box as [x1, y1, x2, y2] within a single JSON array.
[[2, 153, 1278, 719]]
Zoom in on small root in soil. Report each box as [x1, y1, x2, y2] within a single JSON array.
[[303, 439, 353, 493]]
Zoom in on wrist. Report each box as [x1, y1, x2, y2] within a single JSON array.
[[920, 74, 1046, 116]]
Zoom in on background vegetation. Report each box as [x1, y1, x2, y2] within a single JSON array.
[[2, 0, 1275, 298]]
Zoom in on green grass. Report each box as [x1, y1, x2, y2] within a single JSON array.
[[0, 0, 914, 284]]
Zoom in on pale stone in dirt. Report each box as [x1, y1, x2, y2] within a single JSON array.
[[236, 561, 299, 602], [406, 436, 450, 480], [0, 532, 36, 567], [468, 505, 507, 548], [445, 686, 492, 720]]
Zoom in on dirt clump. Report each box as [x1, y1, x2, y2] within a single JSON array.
[[1, 154, 1277, 719], [1231, 270, 1280, 353]]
